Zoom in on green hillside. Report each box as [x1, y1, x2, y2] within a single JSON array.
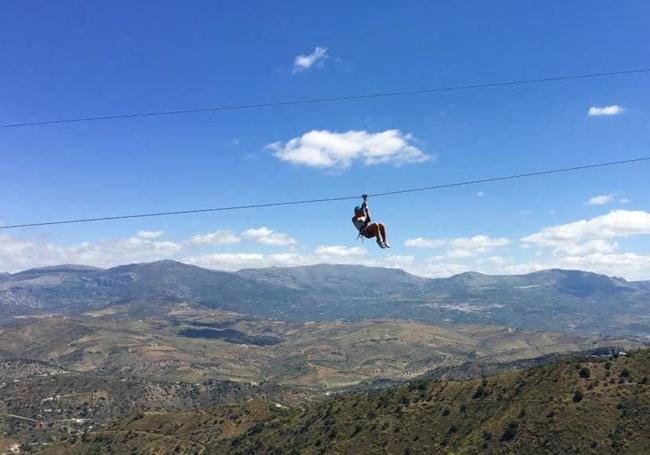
[[41, 349, 650, 454]]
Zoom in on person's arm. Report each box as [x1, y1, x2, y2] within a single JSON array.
[[362, 194, 371, 223]]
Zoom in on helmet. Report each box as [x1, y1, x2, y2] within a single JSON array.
[[354, 206, 363, 215]]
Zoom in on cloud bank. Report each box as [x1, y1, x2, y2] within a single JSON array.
[[3, 211, 650, 280]]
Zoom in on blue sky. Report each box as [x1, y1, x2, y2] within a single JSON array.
[[1, 1, 650, 278]]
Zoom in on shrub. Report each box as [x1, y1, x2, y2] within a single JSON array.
[[572, 391, 583, 403], [500, 422, 518, 442], [579, 367, 591, 379]]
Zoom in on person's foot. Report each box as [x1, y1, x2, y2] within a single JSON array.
[[377, 240, 385, 249], [383, 242, 391, 248]]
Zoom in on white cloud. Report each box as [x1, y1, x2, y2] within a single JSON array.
[[137, 230, 164, 239], [269, 129, 431, 169], [314, 245, 367, 258], [0, 232, 183, 272], [242, 227, 297, 246], [587, 194, 614, 205], [620, 198, 631, 204], [416, 249, 650, 280], [379, 255, 415, 269], [447, 249, 473, 258], [184, 245, 368, 271], [449, 235, 510, 251], [183, 247, 422, 274], [185, 253, 280, 271], [0, 236, 35, 257], [488, 256, 507, 266], [522, 210, 650, 246], [190, 230, 241, 245], [552, 239, 618, 256], [404, 237, 446, 248], [519, 210, 650, 279], [588, 105, 624, 116], [0, 231, 431, 276], [292, 46, 328, 73], [421, 259, 470, 278], [405, 235, 510, 256], [0, 226, 296, 273], [552, 252, 650, 278], [5, 213, 650, 280]]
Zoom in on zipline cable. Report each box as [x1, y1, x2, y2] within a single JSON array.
[[1, 67, 649, 129], [1, 156, 649, 230]]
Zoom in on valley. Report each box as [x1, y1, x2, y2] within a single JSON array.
[[1, 261, 649, 452], [1, 307, 640, 389]]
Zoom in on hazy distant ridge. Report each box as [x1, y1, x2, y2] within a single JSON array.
[[1, 260, 649, 336]]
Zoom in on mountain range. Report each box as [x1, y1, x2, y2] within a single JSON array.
[[1, 260, 649, 337]]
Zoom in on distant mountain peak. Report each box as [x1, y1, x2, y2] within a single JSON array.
[[12, 264, 103, 276], [451, 271, 488, 279]]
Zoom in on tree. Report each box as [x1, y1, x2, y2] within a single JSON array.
[[500, 422, 518, 442]]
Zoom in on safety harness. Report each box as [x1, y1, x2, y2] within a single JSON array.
[[355, 195, 371, 240]]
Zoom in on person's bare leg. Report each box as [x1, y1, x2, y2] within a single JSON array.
[[369, 224, 384, 248], [378, 224, 389, 247], [376, 224, 384, 243], [375, 224, 385, 248]]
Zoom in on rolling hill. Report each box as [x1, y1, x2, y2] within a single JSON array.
[[39, 349, 650, 454]]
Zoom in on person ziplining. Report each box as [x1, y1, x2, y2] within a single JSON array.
[[352, 194, 390, 249], [0, 157, 647, 231]]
